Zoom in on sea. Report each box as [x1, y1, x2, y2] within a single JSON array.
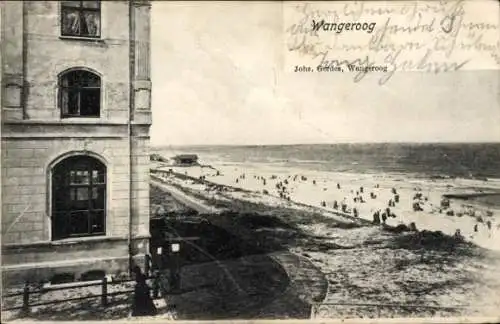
[[153, 143, 500, 181]]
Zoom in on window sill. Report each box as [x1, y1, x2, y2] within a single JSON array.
[[3, 234, 151, 251], [51, 235, 109, 246], [59, 36, 105, 43]]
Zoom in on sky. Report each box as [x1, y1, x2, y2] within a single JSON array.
[[150, 1, 500, 146]]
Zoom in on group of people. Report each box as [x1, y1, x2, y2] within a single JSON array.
[[231, 171, 499, 241]]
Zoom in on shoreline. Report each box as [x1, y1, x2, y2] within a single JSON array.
[[151, 162, 500, 252]]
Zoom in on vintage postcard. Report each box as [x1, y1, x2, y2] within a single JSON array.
[[1, 0, 499, 323]]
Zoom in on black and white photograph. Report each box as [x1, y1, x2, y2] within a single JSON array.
[[1, 0, 500, 322]]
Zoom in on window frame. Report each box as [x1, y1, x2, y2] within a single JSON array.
[[60, 1, 102, 39], [58, 69, 102, 119], [51, 156, 107, 241]]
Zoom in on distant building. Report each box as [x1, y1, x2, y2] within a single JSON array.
[[150, 153, 168, 163], [1, 1, 152, 285], [173, 154, 199, 166]]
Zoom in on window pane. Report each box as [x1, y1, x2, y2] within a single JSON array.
[[81, 10, 100, 37], [91, 187, 105, 209], [53, 211, 70, 239], [61, 88, 69, 115], [90, 210, 105, 234], [54, 187, 68, 210], [70, 187, 89, 201], [80, 88, 100, 116], [70, 211, 90, 235], [80, 72, 100, 87], [92, 170, 105, 184], [82, 1, 100, 9], [62, 88, 80, 116], [62, 1, 81, 8], [65, 70, 100, 87], [61, 9, 81, 36], [70, 170, 89, 184]]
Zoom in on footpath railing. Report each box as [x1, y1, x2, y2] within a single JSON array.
[[310, 302, 470, 319]]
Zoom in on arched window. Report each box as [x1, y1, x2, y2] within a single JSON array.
[[52, 155, 106, 240], [59, 69, 101, 118]]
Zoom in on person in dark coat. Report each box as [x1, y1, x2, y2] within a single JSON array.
[[381, 212, 387, 224], [131, 267, 157, 317]]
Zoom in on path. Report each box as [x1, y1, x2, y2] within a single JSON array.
[[151, 176, 219, 214]]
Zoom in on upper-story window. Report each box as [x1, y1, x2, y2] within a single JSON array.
[[59, 69, 101, 118], [61, 1, 101, 38]]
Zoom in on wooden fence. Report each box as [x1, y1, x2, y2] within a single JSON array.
[[2, 255, 164, 314]]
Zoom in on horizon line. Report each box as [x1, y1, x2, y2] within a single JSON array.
[[151, 141, 500, 148]]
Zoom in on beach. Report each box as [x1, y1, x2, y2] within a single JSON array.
[[150, 161, 500, 318], [153, 161, 500, 252]]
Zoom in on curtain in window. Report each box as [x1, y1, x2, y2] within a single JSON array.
[[83, 11, 100, 37], [61, 88, 69, 115], [62, 10, 80, 35]]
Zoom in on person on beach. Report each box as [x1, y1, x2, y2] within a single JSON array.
[[333, 200, 338, 209], [486, 220, 492, 230], [360, 187, 364, 193], [337, 183, 341, 189], [394, 194, 400, 203], [381, 212, 387, 224], [409, 222, 418, 232], [353, 208, 358, 217], [373, 211, 381, 224], [474, 224, 478, 232]]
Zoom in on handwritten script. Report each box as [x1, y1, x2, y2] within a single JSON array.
[[284, 0, 499, 85]]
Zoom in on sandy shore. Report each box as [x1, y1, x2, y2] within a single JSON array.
[[153, 162, 500, 252], [151, 164, 500, 318]]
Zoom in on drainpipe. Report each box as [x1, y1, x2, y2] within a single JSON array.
[[127, 1, 135, 274]]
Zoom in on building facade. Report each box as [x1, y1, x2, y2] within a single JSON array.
[[1, 0, 152, 285]]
